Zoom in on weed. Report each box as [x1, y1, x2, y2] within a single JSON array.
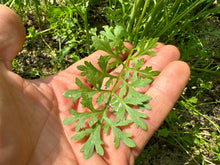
[[2, 0, 220, 163]]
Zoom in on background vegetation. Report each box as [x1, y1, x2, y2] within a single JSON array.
[[1, 0, 220, 164]]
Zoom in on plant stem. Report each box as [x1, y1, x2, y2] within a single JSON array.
[[83, 0, 91, 54], [155, 0, 205, 37], [127, 0, 143, 34], [172, 136, 200, 165], [69, 0, 91, 54], [133, 0, 150, 45], [140, 0, 164, 39], [84, 7, 91, 54], [191, 67, 220, 75], [182, 96, 220, 133], [101, 49, 135, 120]]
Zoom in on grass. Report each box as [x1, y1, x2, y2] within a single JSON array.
[[1, 0, 220, 164]]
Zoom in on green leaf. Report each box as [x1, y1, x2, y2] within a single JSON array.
[[139, 101, 152, 111], [108, 60, 121, 69], [103, 122, 111, 134], [104, 117, 135, 148], [112, 126, 136, 148], [88, 115, 98, 127], [101, 25, 115, 40], [119, 83, 127, 97], [75, 77, 86, 89], [114, 25, 127, 39], [75, 116, 90, 132], [97, 55, 111, 73], [105, 77, 113, 89], [68, 108, 77, 115], [80, 125, 104, 159], [77, 64, 87, 71], [132, 58, 144, 70], [72, 127, 94, 140], [92, 36, 114, 54], [131, 78, 152, 88], [63, 109, 102, 132], [136, 38, 158, 57], [74, 78, 102, 99], [115, 119, 132, 127], [137, 67, 160, 80], [143, 102, 152, 110], [63, 25, 160, 159], [110, 97, 125, 112], [114, 106, 126, 122], [123, 69, 130, 80], [126, 106, 148, 130], [78, 61, 104, 89], [63, 89, 82, 102], [188, 96, 198, 104], [124, 87, 151, 105], [80, 93, 97, 112], [158, 128, 169, 137], [111, 93, 148, 130], [62, 116, 78, 125], [96, 92, 106, 107]]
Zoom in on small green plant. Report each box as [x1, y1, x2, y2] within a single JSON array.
[[60, 0, 219, 160], [63, 25, 159, 158], [3, 0, 219, 163]]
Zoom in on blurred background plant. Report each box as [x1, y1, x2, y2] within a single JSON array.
[[1, 0, 220, 164]]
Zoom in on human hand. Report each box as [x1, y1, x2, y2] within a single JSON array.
[[0, 5, 190, 165]]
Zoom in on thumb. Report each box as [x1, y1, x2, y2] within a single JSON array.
[[0, 5, 26, 70]]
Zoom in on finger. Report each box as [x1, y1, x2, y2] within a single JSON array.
[[0, 5, 26, 70], [139, 45, 181, 93], [132, 44, 180, 71], [151, 42, 165, 52], [124, 61, 190, 157], [146, 45, 180, 71]]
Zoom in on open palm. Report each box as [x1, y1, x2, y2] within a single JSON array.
[[0, 5, 190, 165]]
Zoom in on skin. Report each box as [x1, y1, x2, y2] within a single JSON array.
[[0, 5, 190, 165]]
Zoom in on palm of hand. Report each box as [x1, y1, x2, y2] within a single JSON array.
[[0, 5, 190, 165], [0, 54, 141, 164]]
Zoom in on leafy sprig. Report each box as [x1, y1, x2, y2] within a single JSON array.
[[63, 25, 159, 159]]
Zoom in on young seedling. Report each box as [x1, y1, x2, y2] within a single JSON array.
[[62, 25, 159, 159]]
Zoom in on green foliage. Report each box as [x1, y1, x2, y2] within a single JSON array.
[[2, 0, 219, 163], [63, 25, 159, 158], [105, 0, 220, 45], [47, 4, 89, 70], [154, 14, 220, 163]]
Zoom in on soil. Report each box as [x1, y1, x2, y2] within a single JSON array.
[[13, 11, 220, 165]]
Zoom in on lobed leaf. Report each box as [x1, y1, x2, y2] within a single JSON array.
[[63, 108, 102, 132], [78, 61, 104, 89], [118, 83, 127, 97], [63, 25, 160, 159], [136, 38, 159, 57], [123, 87, 151, 105], [112, 126, 136, 148], [71, 127, 94, 140], [63, 89, 82, 102], [131, 78, 152, 88], [137, 67, 160, 80], [79, 125, 104, 159], [92, 36, 114, 54], [97, 55, 111, 73], [62, 116, 78, 125], [126, 106, 148, 130], [104, 117, 134, 148]]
